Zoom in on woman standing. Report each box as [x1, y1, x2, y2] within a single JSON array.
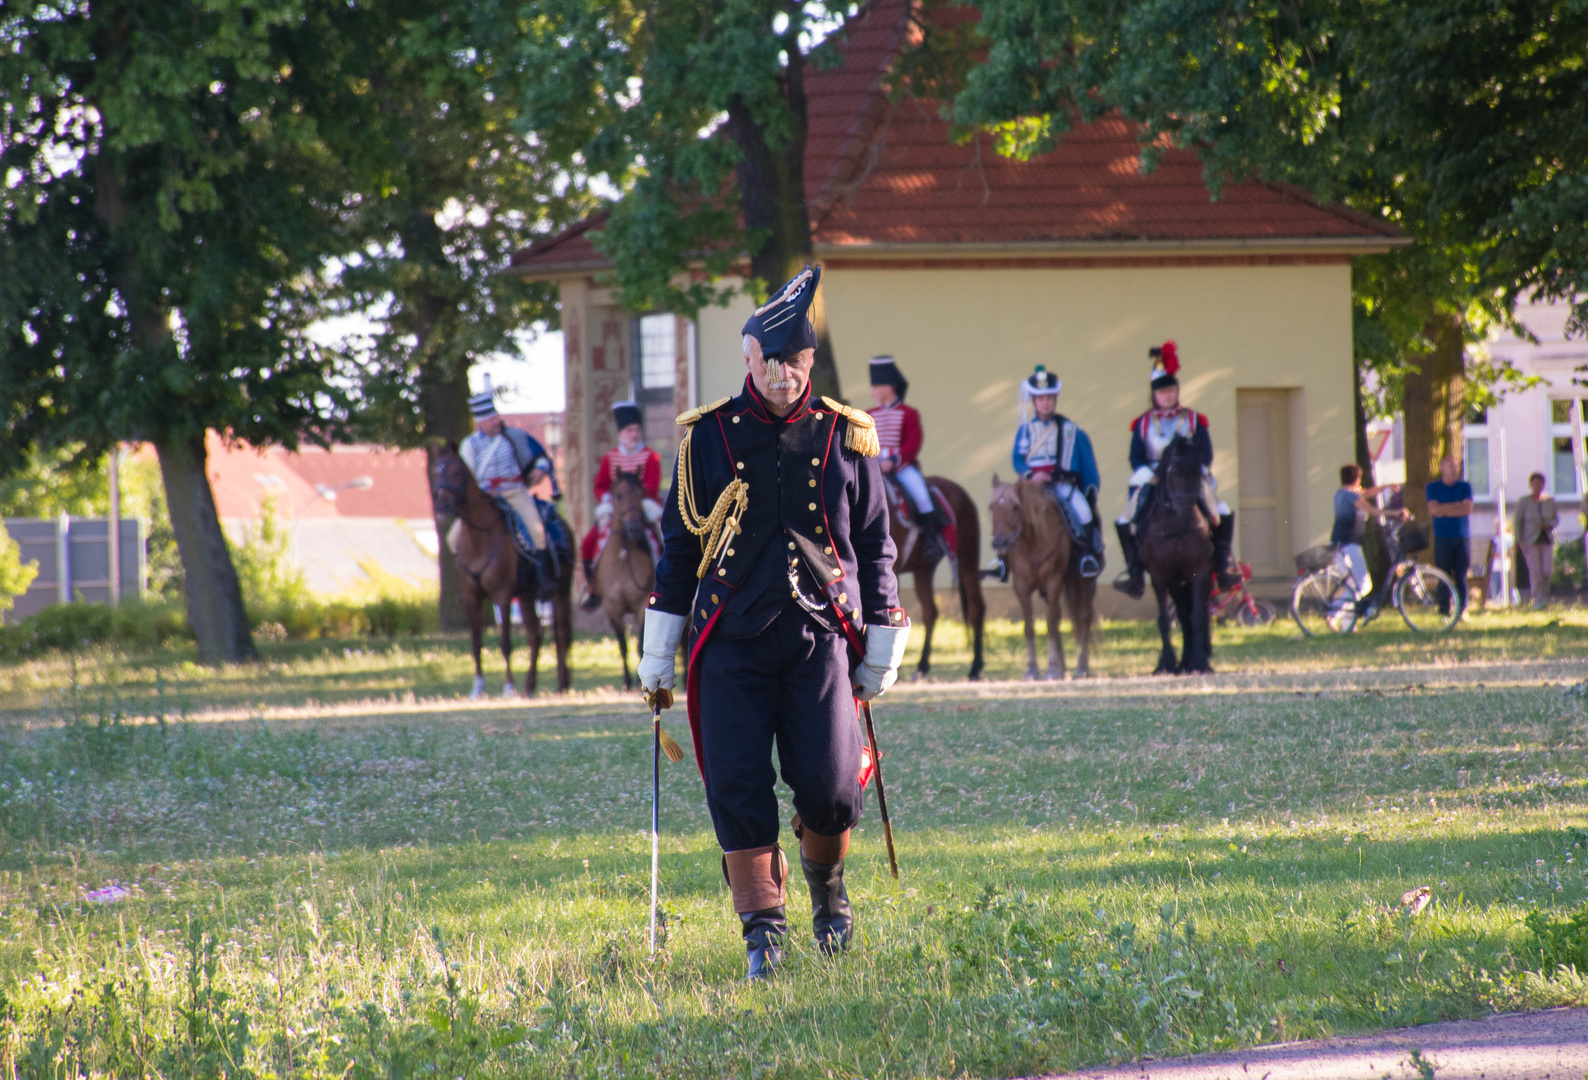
[[1512, 472, 1559, 608]]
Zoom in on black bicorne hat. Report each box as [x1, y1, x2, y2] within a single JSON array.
[[868, 355, 909, 400], [742, 265, 821, 360], [612, 401, 643, 431]]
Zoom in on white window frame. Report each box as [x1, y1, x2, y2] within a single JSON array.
[[1547, 395, 1588, 500], [1465, 410, 1492, 502]]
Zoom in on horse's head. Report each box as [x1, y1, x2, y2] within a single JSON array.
[[429, 442, 471, 518], [988, 473, 1022, 555], [610, 471, 649, 544], [1158, 435, 1201, 488]]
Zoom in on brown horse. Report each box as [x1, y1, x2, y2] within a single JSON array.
[[594, 472, 656, 690], [1139, 434, 1214, 674], [989, 474, 1096, 679], [885, 474, 986, 680], [429, 446, 573, 695]]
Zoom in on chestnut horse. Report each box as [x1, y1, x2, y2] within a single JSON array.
[[594, 472, 655, 690], [1139, 434, 1214, 674], [885, 475, 985, 680], [989, 474, 1095, 679], [429, 446, 573, 695]]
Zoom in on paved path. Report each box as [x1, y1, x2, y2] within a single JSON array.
[[1045, 1008, 1588, 1080]]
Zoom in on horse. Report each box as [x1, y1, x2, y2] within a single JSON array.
[[1138, 434, 1214, 675], [593, 471, 656, 690], [884, 474, 986, 680], [428, 445, 574, 696], [988, 474, 1096, 679]]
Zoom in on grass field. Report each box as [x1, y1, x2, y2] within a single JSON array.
[[0, 616, 1586, 1077], [3, 606, 1588, 716]]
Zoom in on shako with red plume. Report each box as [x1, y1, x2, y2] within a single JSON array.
[[1149, 340, 1180, 390]]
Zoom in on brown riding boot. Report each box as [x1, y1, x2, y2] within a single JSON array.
[[794, 816, 853, 954], [579, 558, 602, 611], [723, 844, 788, 980]]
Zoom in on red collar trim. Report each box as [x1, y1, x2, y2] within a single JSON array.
[[742, 376, 812, 423]]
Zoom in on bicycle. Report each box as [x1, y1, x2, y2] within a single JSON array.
[[1212, 560, 1277, 626], [1290, 522, 1460, 636]]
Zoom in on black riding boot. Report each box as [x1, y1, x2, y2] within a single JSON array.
[[740, 907, 787, 980], [579, 558, 602, 611], [916, 507, 947, 561], [800, 854, 853, 955], [1211, 510, 1242, 589], [1113, 521, 1145, 599]]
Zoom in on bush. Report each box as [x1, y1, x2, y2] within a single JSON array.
[[0, 597, 189, 660], [1551, 538, 1584, 595]]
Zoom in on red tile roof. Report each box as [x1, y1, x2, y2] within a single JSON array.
[[511, 0, 1399, 274]]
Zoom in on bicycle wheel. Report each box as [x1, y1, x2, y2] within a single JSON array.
[[1395, 564, 1460, 634], [1237, 597, 1277, 627], [1291, 568, 1358, 636]]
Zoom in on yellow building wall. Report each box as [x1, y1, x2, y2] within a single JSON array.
[[691, 262, 1354, 581]]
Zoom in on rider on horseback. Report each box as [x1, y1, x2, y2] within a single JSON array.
[[868, 356, 946, 560], [458, 377, 567, 571], [1114, 342, 1241, 598], [1011, 365, 1104, 579], [579, 401, 664, 611]]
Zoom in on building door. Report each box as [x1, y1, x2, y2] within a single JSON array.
[[1235, 389, 1294, 579]]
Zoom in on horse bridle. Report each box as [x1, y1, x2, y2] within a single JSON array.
[[1144, 446, 1206, 540], [432, 460, 508, 583]]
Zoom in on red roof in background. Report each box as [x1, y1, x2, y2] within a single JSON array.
[[512, 0, 1398, 274], [199, 437, 434, 521]]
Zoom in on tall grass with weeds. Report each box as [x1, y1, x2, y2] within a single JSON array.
[[0, 677, 1584, 1075]]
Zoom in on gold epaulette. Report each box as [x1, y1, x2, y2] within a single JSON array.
[[821, 396, 880, 457], [676, 397, 731, 427]]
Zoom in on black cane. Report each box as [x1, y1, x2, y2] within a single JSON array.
[[862, 701, 899, 879]]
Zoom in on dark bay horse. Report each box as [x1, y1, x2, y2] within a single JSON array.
[[989, 475, 1095, 679], [429, 446, 573, 695], [1139, 435, 1214, 674], [594, 472, 655, 690], [885, 474, 985, 680]]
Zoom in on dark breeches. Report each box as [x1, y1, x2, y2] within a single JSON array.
[[697, 608, 864, 852]]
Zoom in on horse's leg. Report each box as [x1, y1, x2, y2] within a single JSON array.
[[1044, 570, 1067, 680], [1017, 576, 1040, 680], [913, 565, 938, 680], [961, 573, 986, 682], [467, 588, 487, 699], [1069, 576, 1095, 678], [1170, 582, 1195, 674], [554, 577, 574, 692], [1152, 581, 1177, 675], [611, 610, 631, 691], [524, 593, 542, 695], [499, 599, 517, 697], [1189, 573, 1214, 675]]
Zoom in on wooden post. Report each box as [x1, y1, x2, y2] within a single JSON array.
[[108, 446, 121, 606]]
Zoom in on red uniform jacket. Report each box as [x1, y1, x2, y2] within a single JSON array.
[[593, 446, 662, 500], [870, 400, 923, 469]]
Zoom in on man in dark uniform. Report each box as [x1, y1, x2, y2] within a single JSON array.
[[637, 266, 911, 980], [1114, 341, 1241, 597]]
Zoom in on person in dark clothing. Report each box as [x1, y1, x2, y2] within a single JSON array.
[[637, 266, 910, 981], [1425, 455, 1474, 617]]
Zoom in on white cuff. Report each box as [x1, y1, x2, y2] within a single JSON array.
[[642, 609, 687, 658], [864, 622, 911, 670], [1129, 466, 1156, 487]]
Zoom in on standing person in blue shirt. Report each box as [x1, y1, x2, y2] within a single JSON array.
[[1425, 455, 1474, 617], [1011, 365, 1104, 577]]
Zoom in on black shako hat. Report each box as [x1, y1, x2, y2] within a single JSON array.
[[868, 355, 909, 400], [1149, 341, 1180, 391], [612, 401, 643, 431], [742, 265, 821, 360]]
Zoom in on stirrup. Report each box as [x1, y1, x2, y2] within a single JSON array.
[[1113, 568, 1145, 599], [1078, 554, 1100, 579]]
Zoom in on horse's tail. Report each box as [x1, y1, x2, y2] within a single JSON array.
[[949, 485, 984, 628]]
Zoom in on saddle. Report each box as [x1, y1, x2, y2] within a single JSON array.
[[883, 475, 958, 562], [500, 498, 572, 601]]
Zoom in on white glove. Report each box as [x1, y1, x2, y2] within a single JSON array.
[[1129, 465, 1156, 487], [852, 621, 911, 702], [638, 610, 687, 703]]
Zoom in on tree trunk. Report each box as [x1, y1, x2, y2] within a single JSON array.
[[404, 209, 473, 632], [155, 433, 258, 663], [95, 154, 255, 661], [1401, 310, 1467, 533], [726, 9, 843, 401]]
